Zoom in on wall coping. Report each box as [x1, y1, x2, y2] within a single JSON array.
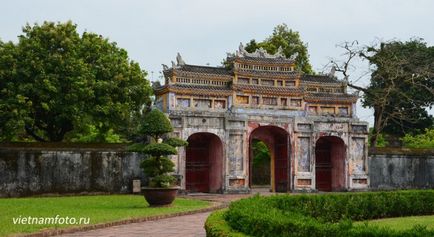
[[0, 142, 130, 152], [369, 147, 434, 156]]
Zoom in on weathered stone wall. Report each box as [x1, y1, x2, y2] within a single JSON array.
[[0, 143, 145, 197], [3, 144, 433, 197], [369, 148, 434, 190]]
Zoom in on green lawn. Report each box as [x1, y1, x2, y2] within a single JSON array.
[[0, 195, 209, 236], [354, 215, 434, 231]]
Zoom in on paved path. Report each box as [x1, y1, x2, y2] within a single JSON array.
[[60, 190, 275, 237], [61, 211, 211, 237]]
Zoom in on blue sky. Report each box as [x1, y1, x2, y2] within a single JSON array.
[[2, 0, 433, 124]]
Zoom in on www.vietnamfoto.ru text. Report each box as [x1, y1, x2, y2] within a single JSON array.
[[12, 215, 90, 225]]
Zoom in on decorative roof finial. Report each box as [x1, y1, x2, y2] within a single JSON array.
[[276, 46, 285, 58], [236, 43, 291, 59], [162, 64, 169, 71], [257, 48, 267, 57], [237, 42, 247, 57], [239, 42, 244, 51], [289, 52, 299, 61], [329, 66, 336, 77], [176, 52, 185, 66]]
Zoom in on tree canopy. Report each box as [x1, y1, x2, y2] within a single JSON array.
[[362, 39, 434, 142], [251, 139, 271, 185], [0, 41, 28, 141], [0, 21, 152, 142], [330, 39, 434, 147], [244, 24, 314, 74], [402, 128, 434, 148], [139, 109, 173, 140]]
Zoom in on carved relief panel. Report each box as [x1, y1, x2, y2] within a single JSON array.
[[350, 138, 366, 174], [228, 134, 244, 175], [297, 137, 311, 172]]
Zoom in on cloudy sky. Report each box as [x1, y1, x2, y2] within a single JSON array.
[[2, 0, 433, 124]]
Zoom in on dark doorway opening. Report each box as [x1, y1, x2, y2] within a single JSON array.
[[249, 126, 290, 192], [185, 133, 223, 193], [315, 136, 345, 191]]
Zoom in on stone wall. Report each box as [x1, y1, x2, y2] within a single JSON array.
[[0, 143, 145, 197], [2, 144, 434, 197], [369, 148, 434, 190]]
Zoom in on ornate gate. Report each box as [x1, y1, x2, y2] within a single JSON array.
[[315, 139, 332, 191], [186, 144, 209, 192], [274, 142, 289, 192]]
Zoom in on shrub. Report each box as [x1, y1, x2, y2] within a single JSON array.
[[206, 190, 434, 237], [139, 109, 173, 140], [128, 109, 187, 188], [205, 209, 247, 237], [402, 128, 434, 148]]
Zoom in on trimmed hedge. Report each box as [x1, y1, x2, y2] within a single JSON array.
[[206, 191, 434, 237], [205, 209, 247, 237]]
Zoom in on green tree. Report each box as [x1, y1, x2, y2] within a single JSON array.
[[244, 24, 314, 74], [129, 109, 188, 188], [402, 128, 434, 148], [368, 128, 388, 148], [381, 107, 433, 137], [330, 39, 434, 148], [362, 39, 434, 147], [0, 21, 152, 142], [252, 140, 271, 185], [252, 140, 270, 166], [0, 41, 29, 141]]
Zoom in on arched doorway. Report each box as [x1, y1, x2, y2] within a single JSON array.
[[315, 136, 346, 191], [185, 133, 223, 193], [249, 126, 290, 192]]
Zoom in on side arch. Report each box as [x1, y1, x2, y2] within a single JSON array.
[[185, 132, 223, 193], [315, 136, 346, 191]]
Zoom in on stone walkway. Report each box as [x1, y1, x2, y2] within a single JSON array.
[[61, 211, 211, 237], [59, 192, 267, 237]]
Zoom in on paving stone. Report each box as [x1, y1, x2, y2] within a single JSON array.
[[60, 192, 267, 237]]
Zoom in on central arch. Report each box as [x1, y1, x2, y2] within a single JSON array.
[[315, 136, 346, 191], [185, 133, 223, 193], [249, 126, 290, 192]]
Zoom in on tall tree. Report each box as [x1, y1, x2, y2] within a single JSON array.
[[330, 39, 434, 148], [252, 139, 271, 185], [245, 24, 314, 74], [0, 41, 29, 141], [363, 40, 433, 146], [0, 21, 152, 142]]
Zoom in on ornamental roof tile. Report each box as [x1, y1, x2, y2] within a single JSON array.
[[155, 83, 233, 96], [301, 75, 340, 84], [174, 64, 232, 76], [171, 83, 230, 90]]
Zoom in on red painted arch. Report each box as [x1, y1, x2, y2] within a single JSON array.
[[315, 136, 346, 191], [185, 133, 223, 193]]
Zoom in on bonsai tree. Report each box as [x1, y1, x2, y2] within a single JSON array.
[[129, 109, 187, 188]]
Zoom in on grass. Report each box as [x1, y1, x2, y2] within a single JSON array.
[[0, 195, 210, 236], [354, 215, 434, 231]]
